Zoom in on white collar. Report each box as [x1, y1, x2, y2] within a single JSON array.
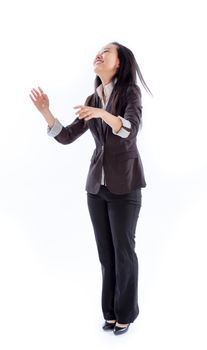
[[96, 78, 117, 104]]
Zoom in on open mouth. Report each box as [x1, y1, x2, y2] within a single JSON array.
[[95, 60, 103, 64]]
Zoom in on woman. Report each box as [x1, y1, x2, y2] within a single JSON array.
[[30, 42, 151, 335]]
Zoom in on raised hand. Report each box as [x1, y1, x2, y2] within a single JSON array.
[[29, 86, 56, 127], [29, 87, 49, 113]]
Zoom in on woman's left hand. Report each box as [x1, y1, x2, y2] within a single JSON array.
[[74, 105, 104, 121]]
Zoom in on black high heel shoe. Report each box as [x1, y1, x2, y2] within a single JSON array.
[[102, 320, 116, 331], [113, 323, 130, 335]]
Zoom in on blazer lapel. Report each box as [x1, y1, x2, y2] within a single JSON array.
[[93, 94, 105, 144], [92, 88, 116, 143], [102, 88, 116, 140]]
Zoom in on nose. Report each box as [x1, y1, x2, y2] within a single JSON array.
[[95, 53, 103, 61]]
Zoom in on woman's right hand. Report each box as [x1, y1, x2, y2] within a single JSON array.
[[29, 86, 49, 113]]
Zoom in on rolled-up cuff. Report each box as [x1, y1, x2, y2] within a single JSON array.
[[47, 118, 63, 137], [112, 116, 131, 138]]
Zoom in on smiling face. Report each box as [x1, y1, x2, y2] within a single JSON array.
[[93, 43, 120, 80]]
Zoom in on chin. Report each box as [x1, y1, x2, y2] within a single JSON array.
[[94, 66, 101, 73]]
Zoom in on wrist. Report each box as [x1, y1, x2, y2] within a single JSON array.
[[41, 108, 51, 117], [41, 109, 55, 128], [101, 110, 108, 120]]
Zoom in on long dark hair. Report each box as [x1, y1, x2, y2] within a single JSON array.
[[94, 42, 152, 116]]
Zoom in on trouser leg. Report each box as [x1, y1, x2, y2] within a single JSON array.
[[87, 189, 116, 320], [106, 187, 142, 324]]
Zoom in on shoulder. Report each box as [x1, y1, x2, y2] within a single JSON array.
[[126, 84, 141, 97], [84, 92, 96, 106], [125, 84, 142, 107]]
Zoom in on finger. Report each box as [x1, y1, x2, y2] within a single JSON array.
[[78, 111, 90, 118], [80, 111, 93, 119], [29, 94, 36, 103], [38, 86, 44, 94], [75, 110, 87, 115], [75, 108, 88, 115], [77, 107, 89, 114], [73, 105, 84, 109], [85, 114, 94, 121], [30, 88, 39, 96], [78, 113, 87, 118], [31, 88, 40, 97], [30, 90, 38, 100]]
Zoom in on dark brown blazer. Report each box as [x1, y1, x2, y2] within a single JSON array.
[[53, 84, 146, 194]]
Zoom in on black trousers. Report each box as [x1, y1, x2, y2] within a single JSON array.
[[87, 185, 142, 324]]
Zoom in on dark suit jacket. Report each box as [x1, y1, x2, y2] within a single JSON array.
[[53, 84, 146, 194]]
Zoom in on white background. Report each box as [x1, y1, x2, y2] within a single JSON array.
[[0, 0, 206, 349]]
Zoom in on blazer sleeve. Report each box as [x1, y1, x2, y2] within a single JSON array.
[[119, 84, 143, 140], [47, 96, 90, 145]]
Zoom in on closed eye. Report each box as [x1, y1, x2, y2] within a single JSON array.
[[99, 49, 110, 55]]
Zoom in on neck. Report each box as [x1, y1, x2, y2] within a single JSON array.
[[99, 74, 114, 87]]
